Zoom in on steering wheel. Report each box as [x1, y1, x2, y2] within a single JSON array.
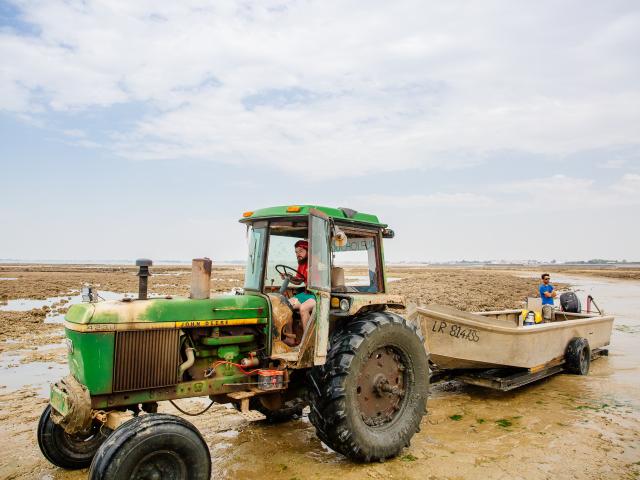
[[274, 264, 303, 311], [275, 264, 301, 281]]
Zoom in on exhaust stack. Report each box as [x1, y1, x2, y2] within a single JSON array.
[[191, 258, 212, 299], [135, 259, 153, 300]]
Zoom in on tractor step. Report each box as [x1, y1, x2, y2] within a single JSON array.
[[227, 390, 265, 421], [240, 409, 267, 422], [227, 391, 256, 400]]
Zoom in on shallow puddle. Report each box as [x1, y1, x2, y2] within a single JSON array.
[[0, 290, 160, 323], [518, 273, 640, 387], [0, 354, 68, 396]]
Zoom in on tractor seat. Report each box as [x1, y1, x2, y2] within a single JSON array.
[[331, 267, 359, 293], [332, 285, 360, 293]]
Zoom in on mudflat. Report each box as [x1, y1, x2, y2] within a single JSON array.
[[0, 265, 638, 479]]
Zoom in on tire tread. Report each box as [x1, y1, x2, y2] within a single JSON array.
[[308, 311, 428, 461]]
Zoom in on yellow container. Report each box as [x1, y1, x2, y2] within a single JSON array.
[[520, 309, 543, 324]]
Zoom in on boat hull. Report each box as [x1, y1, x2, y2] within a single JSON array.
[[417, 305, 614, 370]]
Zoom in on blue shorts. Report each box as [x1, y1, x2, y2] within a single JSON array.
[[293, 292, 315, 304]]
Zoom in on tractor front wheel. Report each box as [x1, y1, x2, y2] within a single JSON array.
[[308, 311, 429, 462], [88, 413, 211, 480], [37, 404, 110, 469]]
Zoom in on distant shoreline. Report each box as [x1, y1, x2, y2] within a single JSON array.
[[2, 260, 639, 268]]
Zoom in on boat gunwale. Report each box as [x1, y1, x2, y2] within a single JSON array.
[[416, 307, 614, 335], [473, 308, 602, 318]]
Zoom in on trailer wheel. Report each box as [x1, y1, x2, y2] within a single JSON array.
[[89, 413, 211, 480], [37, 404, 110, 469], [565, 337, 590, 375], [308, 311, 429, 462]]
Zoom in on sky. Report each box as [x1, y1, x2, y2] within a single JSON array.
[[1, 0, 639, 263]]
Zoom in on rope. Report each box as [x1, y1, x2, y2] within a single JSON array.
[[170, 399, 215, 416]]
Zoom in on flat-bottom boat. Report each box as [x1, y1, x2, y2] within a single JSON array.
[[416, 305, 614, 371]]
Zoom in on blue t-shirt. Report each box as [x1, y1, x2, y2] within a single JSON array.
[[539, 284, 554, 305]]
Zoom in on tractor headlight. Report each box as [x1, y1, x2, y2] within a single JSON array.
[[64, 338, 74, 354], [339, 298, 350, 312]]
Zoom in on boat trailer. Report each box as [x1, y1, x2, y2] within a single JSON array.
[[432, 348, 609, 392]]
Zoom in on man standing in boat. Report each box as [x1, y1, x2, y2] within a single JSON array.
[[539, 273, 556, 320]]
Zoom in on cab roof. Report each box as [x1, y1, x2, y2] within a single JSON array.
[[239, 205, 386, 228]]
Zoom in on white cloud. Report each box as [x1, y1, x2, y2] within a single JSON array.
[[62, 129, 86, 138], [356, 192, 495, 209], [492, 174, 594, 195], [351, 173, 640, 214], [494, 174, 640, 211], [613, 173, 640, 195], [1, 0, 639, 176]]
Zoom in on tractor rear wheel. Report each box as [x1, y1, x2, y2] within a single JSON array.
[[88, 413, 210, 480], [37, 404, 110, 469], [308, 311, 429, 462]]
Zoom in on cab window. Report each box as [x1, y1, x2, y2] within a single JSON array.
[[244, 224, 267, 291], [331, 231, 381, 293], [308, 214, 331, 290], [263, 222, 308, 291]]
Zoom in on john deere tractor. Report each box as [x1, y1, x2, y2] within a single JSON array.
[[38, 205, 429, 479]]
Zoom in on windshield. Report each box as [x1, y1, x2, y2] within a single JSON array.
[[264, 222, 308, 289], [264, 233, 303, 289], [244, 225, 267, 291]]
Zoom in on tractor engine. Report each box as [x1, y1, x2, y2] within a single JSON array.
[[52, 258, 271, 436]]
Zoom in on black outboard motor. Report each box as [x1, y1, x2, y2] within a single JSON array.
[[560, 292, 581, 313]]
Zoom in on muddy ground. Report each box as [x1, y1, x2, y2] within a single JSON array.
[[0, 265, 638, 479]]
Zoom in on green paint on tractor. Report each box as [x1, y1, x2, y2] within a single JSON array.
[[240, 204, 386, 226], [66, 329, 115, 394], [65, 293, 269, 325]]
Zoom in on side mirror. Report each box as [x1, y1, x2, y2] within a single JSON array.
[[382, 228, 395, 239]]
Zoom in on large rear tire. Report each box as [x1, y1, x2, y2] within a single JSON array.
[[565, 337, 590, 375], [88, 413, 211, 480], [308, 311, 429, 462], [37, 404, 110, 469]]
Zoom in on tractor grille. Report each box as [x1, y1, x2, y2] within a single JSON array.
[[113, 329, 181, 392]]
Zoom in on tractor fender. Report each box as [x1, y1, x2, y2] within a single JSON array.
[[50, 375, 93, 435]]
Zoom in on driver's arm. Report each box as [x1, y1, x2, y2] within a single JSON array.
[[279, 272, 303, 285], [289, 275, 304, 285]]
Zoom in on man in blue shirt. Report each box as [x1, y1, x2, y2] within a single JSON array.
[[539, 273, 556, 305]]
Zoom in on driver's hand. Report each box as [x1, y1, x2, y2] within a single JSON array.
[[280, 273, 286, 280]]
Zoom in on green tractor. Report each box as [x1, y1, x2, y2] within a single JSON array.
[[38, 205, 429, 479]]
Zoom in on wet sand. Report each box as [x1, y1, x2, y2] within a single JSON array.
[[0, 265, 638, 479]]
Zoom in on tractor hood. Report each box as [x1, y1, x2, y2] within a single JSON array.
[[64, 294, 269, 332]]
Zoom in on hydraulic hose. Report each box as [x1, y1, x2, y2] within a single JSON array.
[[178, 347, 195, 378]]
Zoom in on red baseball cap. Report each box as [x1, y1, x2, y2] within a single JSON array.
[[294, 240, 308, 250]]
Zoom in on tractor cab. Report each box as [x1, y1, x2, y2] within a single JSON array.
[[239, 205, 404, 367]]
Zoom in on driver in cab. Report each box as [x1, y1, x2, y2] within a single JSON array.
[[282, 240, 316, 332]]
